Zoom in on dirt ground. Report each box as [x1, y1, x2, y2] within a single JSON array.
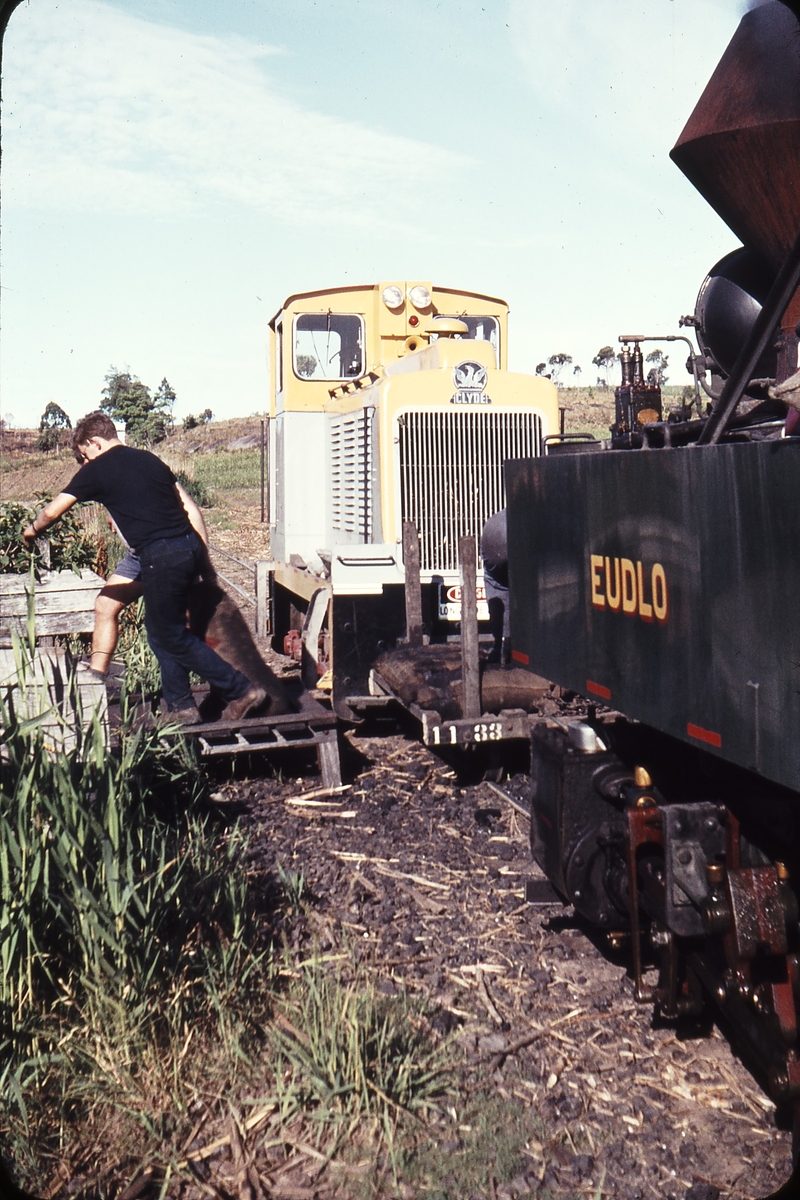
[[195, 634, 793, 1200]]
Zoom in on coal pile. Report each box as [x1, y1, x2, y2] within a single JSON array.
[[208, 720, 792, 1200]]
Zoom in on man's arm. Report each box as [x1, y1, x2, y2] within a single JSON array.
[[175, 482, 209, 544], [175, 482, 216, 579], [22, 493, 78, 547]]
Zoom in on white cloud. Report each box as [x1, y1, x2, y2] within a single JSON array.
[[2, 0, 471, 231]]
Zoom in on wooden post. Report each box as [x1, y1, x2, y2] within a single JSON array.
[[260, 418, 266, 523], [459, 535, 481, 719], [402, 521, 424, 648], [255, 561, 270, 639]]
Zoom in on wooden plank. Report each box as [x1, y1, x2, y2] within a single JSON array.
[[317, 734, 342, 789], [0, 647, 108, 752], [1, 612, 96, 640], [0, 590, 99, 617], [459, 535, 481, 719], [402, 521, 424, 648], [272, 562, 331, 604], [0, 569, 104, 596], [0, 570, 102, 643]]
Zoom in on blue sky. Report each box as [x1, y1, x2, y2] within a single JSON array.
[[1, 0, 750, 428]]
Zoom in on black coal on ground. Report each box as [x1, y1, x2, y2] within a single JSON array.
[[204, 719, 792, 1200]]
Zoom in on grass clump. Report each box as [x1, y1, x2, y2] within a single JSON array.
[[0, 648, 269, 1195], [272, 961, 449, 1125], [269, 955, 454, 1181]]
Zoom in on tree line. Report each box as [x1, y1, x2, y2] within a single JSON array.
[[36, 369, 213, 451], [534, 347, 669, 389]]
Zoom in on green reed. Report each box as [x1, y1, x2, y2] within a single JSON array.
[[0, 642, 253, 1036]]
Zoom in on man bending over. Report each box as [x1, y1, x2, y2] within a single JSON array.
[[89, 478, 208, 678], [22, 411, 265, 725]]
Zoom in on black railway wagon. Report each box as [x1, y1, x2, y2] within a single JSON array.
[[505, 4, 800, 1195], [506, 439, 800, 794]]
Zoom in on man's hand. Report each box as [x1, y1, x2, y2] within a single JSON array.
[[20, 493, 78, 550]]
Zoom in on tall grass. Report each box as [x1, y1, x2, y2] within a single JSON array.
[[0, 663, 256, 1026], [0, 644, 268, 1192], [117, 597, 162, 699], [0, 638, 455, 1196]]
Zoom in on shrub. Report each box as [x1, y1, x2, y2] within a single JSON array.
[[0, 499, 102, 575]]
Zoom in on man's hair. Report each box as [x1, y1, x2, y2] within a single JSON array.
[[72, 411, 118, 461]]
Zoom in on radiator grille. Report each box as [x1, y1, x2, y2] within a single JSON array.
[[330, 409, 373, 539], [398, 410, 543, 572]]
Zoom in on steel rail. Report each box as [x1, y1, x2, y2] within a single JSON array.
[[208, 543, 254, 572]]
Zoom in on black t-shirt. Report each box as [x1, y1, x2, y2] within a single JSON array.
[[65, 444, 191, 552]]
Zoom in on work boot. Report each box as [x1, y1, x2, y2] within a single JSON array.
[[220, 685, 267, 723], [165, 704, 203, 727]]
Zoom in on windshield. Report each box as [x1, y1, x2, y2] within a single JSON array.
[[293, 313, 365, 380], [430, 315, 500, 357]]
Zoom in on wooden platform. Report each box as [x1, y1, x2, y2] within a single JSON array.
[[190, 690, 341, 787], [0, 569, 105, 643]]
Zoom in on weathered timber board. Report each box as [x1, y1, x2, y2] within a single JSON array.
[[1, 612, 97, 639], [0, 569, 104, 596], [0, 569, 104, 643], [0, 646, 108, 752]]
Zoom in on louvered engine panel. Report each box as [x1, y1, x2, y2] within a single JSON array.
[[398, 410, 542, 572], [330, 409, 373, 540]]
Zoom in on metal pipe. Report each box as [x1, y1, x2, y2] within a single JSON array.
[[697, 227, 800, 445]]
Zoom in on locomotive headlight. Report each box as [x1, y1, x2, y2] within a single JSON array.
[[408, 285, 431, 309], [382, 285, 404, 310]]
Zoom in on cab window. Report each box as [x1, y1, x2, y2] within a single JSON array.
[[293, 313, 365, 380], [431, 315, 500, 357]]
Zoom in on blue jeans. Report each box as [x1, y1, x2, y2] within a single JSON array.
[[138, 531, 250, 711]]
